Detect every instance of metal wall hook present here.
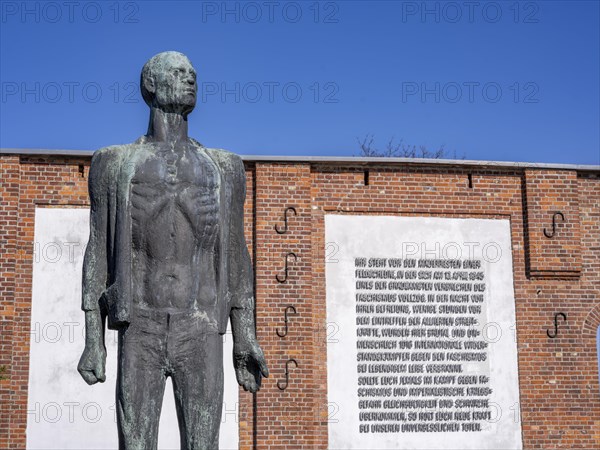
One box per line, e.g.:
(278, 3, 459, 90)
(276, 252, 297, 283)
(276, 306, 297, 337)
(277, 358, 298, 390)
(275, 207, 297, 234)
(547, 312, 567, 338)
(543, 212, 565, 239)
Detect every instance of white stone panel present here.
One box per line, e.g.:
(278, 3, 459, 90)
(27, 208, 239, 449)
(326, 215, 522, 450)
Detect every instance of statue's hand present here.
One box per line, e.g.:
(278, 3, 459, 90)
(77, 343, 106, 385)
(233, 340, 269, 393)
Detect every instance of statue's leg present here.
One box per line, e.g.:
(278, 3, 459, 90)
(170, 326, 224, 450)
(116, 316, 168, 450)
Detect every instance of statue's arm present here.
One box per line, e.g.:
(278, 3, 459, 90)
(228, 155, 257, 343)
(78, 149, 109, 385)
(227, 155, 269, 391)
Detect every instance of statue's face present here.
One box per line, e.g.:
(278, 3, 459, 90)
(151, 54, 197, 115)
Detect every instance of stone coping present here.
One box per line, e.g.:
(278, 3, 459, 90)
(2, 148, 599, 172)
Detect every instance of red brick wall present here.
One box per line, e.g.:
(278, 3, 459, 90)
(0, 155, 20, 450)
(1, 154, 599, 449)
(524, 169, 581, 277)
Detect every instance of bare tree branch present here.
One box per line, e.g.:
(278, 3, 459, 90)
(355, 134, 464, 159)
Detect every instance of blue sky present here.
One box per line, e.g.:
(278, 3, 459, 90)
(1, 0, 599, 164)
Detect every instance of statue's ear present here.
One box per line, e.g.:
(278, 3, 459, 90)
(143, 76, 156, 95)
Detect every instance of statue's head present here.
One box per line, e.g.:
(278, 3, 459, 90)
(140, 51, 197, 116)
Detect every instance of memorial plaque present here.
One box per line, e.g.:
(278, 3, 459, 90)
(326, 215, 522, 450)
(26, 208, 239, 449)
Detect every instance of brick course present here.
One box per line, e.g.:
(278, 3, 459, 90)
(0, 153, 598, 449)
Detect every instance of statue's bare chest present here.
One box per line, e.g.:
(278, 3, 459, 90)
(130, 145, 220, 233)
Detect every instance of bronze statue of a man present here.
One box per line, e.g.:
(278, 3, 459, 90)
(77, 51, 268, 449)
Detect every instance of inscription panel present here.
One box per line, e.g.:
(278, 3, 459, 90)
(325, 215, 522, 450)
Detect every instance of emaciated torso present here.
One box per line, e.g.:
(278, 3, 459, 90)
(129, 140, 220, 312)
